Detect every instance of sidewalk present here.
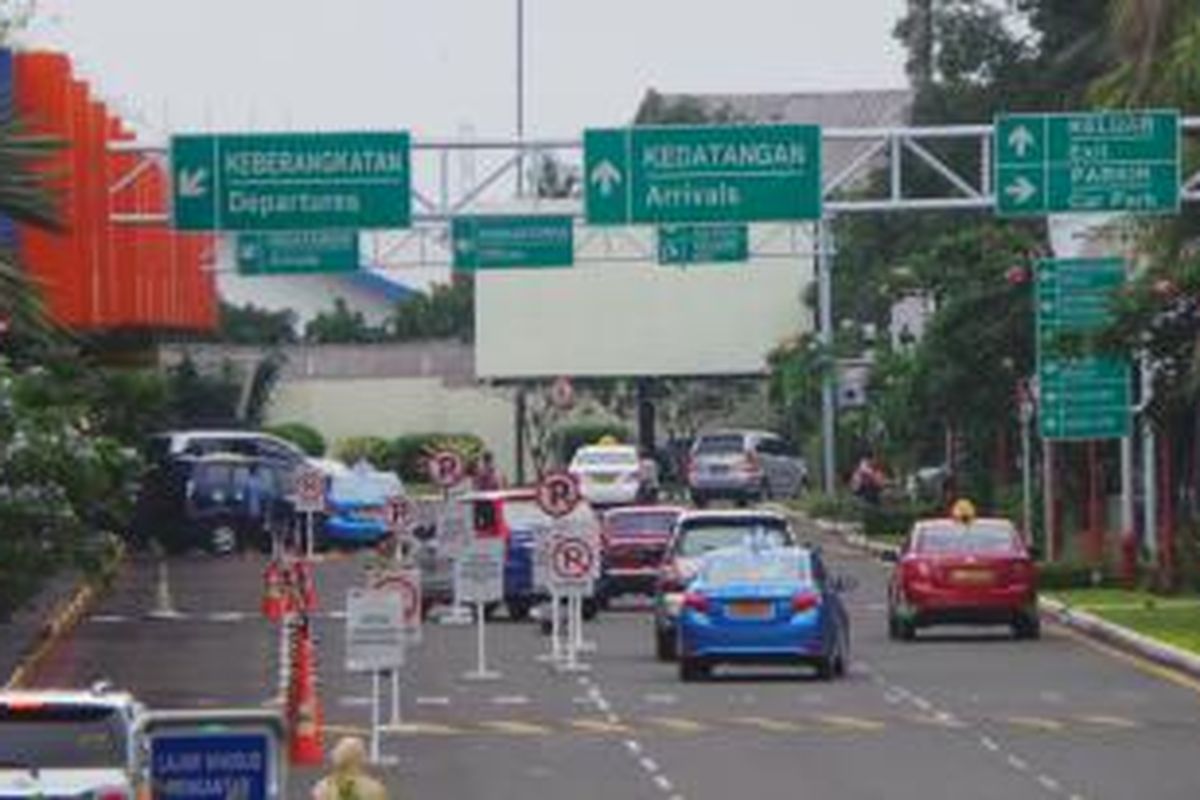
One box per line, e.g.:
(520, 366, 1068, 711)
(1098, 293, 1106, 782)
(0, 572, 94, 688)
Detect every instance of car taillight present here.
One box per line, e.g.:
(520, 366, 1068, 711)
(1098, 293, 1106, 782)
(740, 452, 762, 474)
(95, 788, 129, 800)
(903, 558, 932, 581)
(658, 564, 685, 593)
(791, 591, 821, 613)
(682, 591, 710, 613)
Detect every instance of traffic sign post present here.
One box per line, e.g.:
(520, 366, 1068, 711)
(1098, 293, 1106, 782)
(536, 471, 581, 519)
(658, 224, 749, 266)
(145, 710, 285, 800)
(293, 467, 325, 559)
(454, 538, 506, 681)
(427, 450, 467, 490)
(452, 214, 574, 270)
(996, 110, 1179, 216)
(1036, 258, 1131, 440)
(171, 131, 411, 232)
(346, 588, 405, 764)
(585, 124, 822, 225)
(236, 230, 360, 275)
(368, 565, 421, 727)
(547, 525, 600, 673)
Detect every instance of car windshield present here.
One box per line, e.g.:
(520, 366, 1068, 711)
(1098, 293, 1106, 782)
(676, 519, 791, 557)
(693, 435, 744, 455)
(702, 549, 811, 587)
(607, 511, 679, 536)
(0, 706, 126, 769)
(330, 468, 401, 504)
(574, 449, 638, 467)
(915, 522, 1018, 554)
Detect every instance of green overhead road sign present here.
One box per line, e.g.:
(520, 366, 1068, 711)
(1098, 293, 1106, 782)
(236, 230, 360, 275)
(1036, 258, 1131, 440)
(658, 224, 749, 266)
(585, 124, 822, 226)
(451, 215, 574, 270)
(996, 110, 1179, 216)
(171, 132, 410, 232)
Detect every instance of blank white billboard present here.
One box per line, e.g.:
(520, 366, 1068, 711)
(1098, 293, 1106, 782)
(476, 227, 814, 379)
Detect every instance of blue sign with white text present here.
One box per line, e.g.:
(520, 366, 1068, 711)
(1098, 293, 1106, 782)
(150, 733, 270, 800)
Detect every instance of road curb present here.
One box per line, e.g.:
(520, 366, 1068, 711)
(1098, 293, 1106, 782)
(799, 510, 1200, 682)
(3, 542, 126, 691)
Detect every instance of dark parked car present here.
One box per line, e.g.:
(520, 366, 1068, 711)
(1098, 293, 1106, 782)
(132, 452, 294, 555)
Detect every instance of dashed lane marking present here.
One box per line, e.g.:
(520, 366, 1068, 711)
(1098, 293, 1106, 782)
(910, 713, 968, 729)
(570, 717, 634, 734)
(1038, 775, 1062, 793)
(639, 757, 660, 773)
(645, 716, 708, 733)
(732, 716, 805, 733)
(813, 714, 887, 732)
(1007, 755, 1030, 772)
(90, 614, 129, 624)
(1003, 716, 1065, 732)
(653, 776, 674, 792)
(379, 722, 462, 736)
(1075, 714, 1139, 730)
(207, 611, 247, 623)
(643, 693, 679, 705)
(326, 724, 371, 737)
(490, 695, 530, 706)
(414, 696, 451, 707)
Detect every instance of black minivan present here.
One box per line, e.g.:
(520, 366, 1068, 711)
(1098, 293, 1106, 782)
(132, 452, 295, 555)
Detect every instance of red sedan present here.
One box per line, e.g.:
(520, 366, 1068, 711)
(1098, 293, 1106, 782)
(597, 505, 685, 606)
(886, 516, 1040, 641)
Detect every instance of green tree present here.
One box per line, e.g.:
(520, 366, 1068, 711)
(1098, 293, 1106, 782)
(218, 302, 297, 346)
(391, 278, 474, 343)
(305, 297, 386, 344)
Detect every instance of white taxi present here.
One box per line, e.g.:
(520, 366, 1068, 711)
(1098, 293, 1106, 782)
(0, 688, 144, 800)
(568, 442, 656, 507)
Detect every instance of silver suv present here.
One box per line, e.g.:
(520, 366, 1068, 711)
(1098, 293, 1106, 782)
(0, 688, 144, 799)
(687, 430, 808, 507)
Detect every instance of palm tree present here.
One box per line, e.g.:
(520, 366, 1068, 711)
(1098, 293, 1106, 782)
(1093, 0, 1200, 106)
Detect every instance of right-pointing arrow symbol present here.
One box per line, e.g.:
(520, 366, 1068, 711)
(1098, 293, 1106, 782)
(1005, 175, 1037, 205)
(1007, 125, 1036, 158)
(590, 160, 622, 197)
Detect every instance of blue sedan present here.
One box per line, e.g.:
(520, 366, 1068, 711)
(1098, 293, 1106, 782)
(676, 545, 852, 681)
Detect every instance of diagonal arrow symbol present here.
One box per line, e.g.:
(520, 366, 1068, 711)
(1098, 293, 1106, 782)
(177, 168, 209, 199)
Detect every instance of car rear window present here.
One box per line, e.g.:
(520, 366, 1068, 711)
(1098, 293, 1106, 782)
(574, 449, 638, 467)
(693, 435, 745, 455)
(675, 518, 791, 557)
(915, 522, 1018, 554)
(703, 550, 811, 587)
(0, 705, 127, 769)
(607, 511, 679, 536)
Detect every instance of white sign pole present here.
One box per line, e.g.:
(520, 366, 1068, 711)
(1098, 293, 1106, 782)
(370, 670, 382, 764)
(550, 590, 563, 664)
(305, 511, 315, 560)
(390, 670, 402, 726)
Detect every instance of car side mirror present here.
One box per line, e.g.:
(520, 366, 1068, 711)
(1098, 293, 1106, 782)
(830, 575, 859, 593)
(880, 550, 899, 563)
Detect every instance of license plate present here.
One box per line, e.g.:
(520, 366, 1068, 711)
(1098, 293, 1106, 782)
(590, 474, 617, 484)
(951, 569, 993, 585)
(707, 464, 730, 475)
(727, 601, 773, 620)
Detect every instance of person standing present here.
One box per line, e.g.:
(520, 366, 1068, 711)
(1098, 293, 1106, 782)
(472, 450, 503, 491)
(311, 737, 389, 800)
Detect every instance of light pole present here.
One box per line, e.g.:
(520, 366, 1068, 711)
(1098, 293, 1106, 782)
(515, 0, 526, 197)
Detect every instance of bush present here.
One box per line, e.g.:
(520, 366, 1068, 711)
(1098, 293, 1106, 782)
(1038, 562, 1113, 590)
(549, 422, 632, 465)
(335, 436, 391, 468)
(800, 492, 864, 523)
(266, 422, 326, 457)
(386, 433, 486, 483)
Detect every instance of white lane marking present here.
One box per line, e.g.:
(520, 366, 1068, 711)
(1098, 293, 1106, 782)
(595, 698, 612, 713)
(643, 693, 679, 705)
(654, 775, 673, 792)
(980, 736, 1000, 752)
(625, 739, 642, 755)
(606, 712, 621, 725)
(639, 757, 659, 773)
(208, 611, 247, 623)
(1039, 691, 1065, 705)
(1038, 775, 1062, 793)
(326, 610, 348, 620)
(1007, 755, 1029, 772)
(572, 696, 595, 705)
(911, 697, 933, 712)
(577, 676, 591, 687)
(91, 615, 129, 624)
(339, 696, 373, 707)
(415, 696, 451, 707)
(491, 695, 530, 706)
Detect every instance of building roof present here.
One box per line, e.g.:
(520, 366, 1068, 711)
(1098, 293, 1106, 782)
(637, 88, 913, 184)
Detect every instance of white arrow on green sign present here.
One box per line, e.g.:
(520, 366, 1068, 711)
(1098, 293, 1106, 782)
(585, 124, 822, 226)
(171, 132, 411, 232)
(236, 230, 360, 275)
(451, 215, 574, 270)
(658, 224, 749, 266)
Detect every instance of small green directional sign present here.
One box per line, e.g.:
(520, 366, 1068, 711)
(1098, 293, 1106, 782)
(658, 224, 749, 266)
(996, 111, 1179, 216)
(236, 230, 360, 275)
(451, 215, 574, 270)
(585, 124, 822, 226)
(1036, 258, 1131, 440)
(171, 131, 411, 232)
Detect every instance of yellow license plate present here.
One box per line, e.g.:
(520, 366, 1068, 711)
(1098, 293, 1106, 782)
(951, 569, 993, 585)
(590, 474, 617, 484)
(728, 601, 773, 619)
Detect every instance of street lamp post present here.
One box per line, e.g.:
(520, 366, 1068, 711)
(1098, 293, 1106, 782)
(515, 0, 526, 197)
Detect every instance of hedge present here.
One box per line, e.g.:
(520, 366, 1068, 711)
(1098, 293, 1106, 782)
(387, 433, 486, 483)
(334, 436, 392, 467)
(265, 422, 327, 457)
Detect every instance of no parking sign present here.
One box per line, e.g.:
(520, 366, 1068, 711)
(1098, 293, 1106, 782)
(548, 526, 600, 595)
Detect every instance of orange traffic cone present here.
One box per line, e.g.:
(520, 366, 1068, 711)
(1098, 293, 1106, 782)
(288, 621, 325, 766)
(262, 560, 285, 622)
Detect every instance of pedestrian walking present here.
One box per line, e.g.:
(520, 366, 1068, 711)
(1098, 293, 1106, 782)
(311, 737, 389, 800)
(472, 450, 503, 491)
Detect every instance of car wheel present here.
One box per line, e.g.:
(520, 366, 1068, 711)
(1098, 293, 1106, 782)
(679, 657, 709, 682)
(1013, 613, 1041, 640)
(655, 626, 678, 661)
(896, 616, 916, 642)
(691, 493, 708, 509)
(760, 480, 773, 502)
(506, 598, 532, 622)
(582, 597, 599, 621)
(815, 654, 835, 681)
(206, 522, 240, 556)
(834, 635, 849, 677)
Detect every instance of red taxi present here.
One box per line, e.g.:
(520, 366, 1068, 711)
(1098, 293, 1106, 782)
(886, 506, 1039, 641)
(597, 505, 685, 606)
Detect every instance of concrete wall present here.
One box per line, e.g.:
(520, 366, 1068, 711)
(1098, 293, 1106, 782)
(266, 377, 518, 479)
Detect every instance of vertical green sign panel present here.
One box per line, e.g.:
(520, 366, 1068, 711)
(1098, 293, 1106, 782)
(236, 230, 360, 275)
(451, 215, 574, 270)
(658, 224, 749, 265)
(585, 124, 822, 225)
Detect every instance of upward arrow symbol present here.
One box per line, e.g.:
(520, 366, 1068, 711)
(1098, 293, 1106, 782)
(1008, 125, 1036, 158)
(590, 160, 622, 197)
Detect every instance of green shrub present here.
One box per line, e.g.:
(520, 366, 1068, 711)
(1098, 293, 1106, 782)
(549, 422, 632, 465)
(800, 492, 864, 523)
(386, 433, 486, 483)
(1038, 562, 1112, 590)
(335, 436, 391, 467)
(266, 422, 326, 457)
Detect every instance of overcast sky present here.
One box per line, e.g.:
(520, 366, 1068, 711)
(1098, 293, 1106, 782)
(24, 1, 909, 141)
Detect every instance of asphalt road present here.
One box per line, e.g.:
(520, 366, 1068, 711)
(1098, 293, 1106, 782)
(30, 521, 1200, 800)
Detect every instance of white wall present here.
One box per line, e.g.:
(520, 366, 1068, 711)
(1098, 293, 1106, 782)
(266, 377, 518, 479)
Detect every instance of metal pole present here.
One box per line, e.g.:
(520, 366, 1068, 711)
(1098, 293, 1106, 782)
(1141, 360, 1158, 565)
(515, 0, 526, 197)
(390, 670, 401, 726)
(817, 217, 837, 493)
(1120, 434, 1135, 544)
(1042, 440, 1055, 561)
(370, 671, 381, 764)
(1021, 403, 1033, 543)
(305, 512, 314, 561)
